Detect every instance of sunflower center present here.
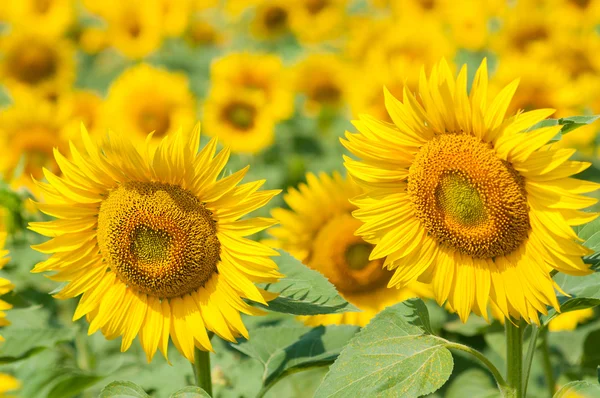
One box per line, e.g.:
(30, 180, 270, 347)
(97, 181, 220, 298)
(306, 0, 327, 14)
(313, 84, 341, 105)
(138, 106, 171, 136)
(8, 42, 57, 85)
(35, 0, 51, 13)
(264, 6, 288, 31)
(310, 213, 391, 295)
(222, 102, 256, 130)
(408, 134, 530, 259)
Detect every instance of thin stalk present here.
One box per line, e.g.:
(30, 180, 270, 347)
(539, 328, 555, 398)
(505, 320, 524, 398)
(444, 341, 510, 395)
(193, 347, 213, 396)
(522, 324, 540, 398)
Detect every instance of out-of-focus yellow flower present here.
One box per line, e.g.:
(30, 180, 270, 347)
(548, 309, 595, 332)
(445, 0, 490, 50)
(4, 0, 74, 37)
(251, 0, 292, 40)
(185, 15, 224, 47)
(289, 0, 347, 43)
(270, 172, 433, 327)
(0, 32, 75, 99)
(102, 0, 163, 59)
(293, 53, 351, 115)
(79, 27, 109, 54)
(211, 53, 293, 121)
(0, 94, 70, 188)
(203, 87, 276, 154)
(224, 0, 261, 19)
(160, 0, 193, 37)
(349, 66, 404, 123)
(101, 64, 196, 143)
(61, 90, 104, 141)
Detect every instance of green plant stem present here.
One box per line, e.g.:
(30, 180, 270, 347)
(539, 328, 555, 398)
(505, 320, 524, 398)
(193, 347, 213, 396)
(522, 324, 540, 398)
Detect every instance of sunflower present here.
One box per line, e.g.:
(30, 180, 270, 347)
(269, 172, 432, 326)
(29, 125, 282, 362)
(185, 15, 223, 47)
(343, 59, 598, 324)
(211, 52, 293, 121)
(159, 0, 193, 37)
(251, 0, 292, 41)
(293, 53, 350, 115)
(0, 211, 20, 394)
(289, 0, 347, 43)
(548, 308, 595, 332)
(0, 94, 70, 188)
(101, 64, 196, 143)
(4, 0, 74, 37)
(102, 0, 164, 59)
(203, 87, 276, 154)
(0, 32, 75, 99)
(61, 90, 104, 142)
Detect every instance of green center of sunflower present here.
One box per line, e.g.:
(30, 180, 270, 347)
(97, 181, 220, 298)
(436, 173, 487, 227)
(408, 134, 530, 259)
(345, 243, 372, 270)
(223, 102, 256, 130)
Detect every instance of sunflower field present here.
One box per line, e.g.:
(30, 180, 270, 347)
(4, 0, 600, 397)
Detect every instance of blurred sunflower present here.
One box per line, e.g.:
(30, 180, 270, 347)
(102, 64, 196, 143)
(270, 172, 431, 326)
(203, 87, 276, 154)
(289, 0, 347, 43)
(0, 211, 20, 394)
(548, 308, 595, 332)
(61, 90, 104, 141)
(0, 32, 75, 99)
(185, 16, 223, 47)
(293, 53, 350, 115)
(344, 59, 598, 323)
(251, 0, 292, 40)
(0, 94, 70, 188)
(4, 0, 74, 37)
(29, 126, 282, 362)
(159, 0, 193, 37)
(349, 66, 404, 123)
(102, 0, 163, 59)
(211, 52, 293, 121)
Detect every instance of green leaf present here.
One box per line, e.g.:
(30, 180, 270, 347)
(259, 250, 358, 315)
(314, 299, 453, 398)
(582, 329, 600, 370)
(233, 324, 358, 386)
(47, 373, 104, 398)
(169, 386, 211, 398)
(445, 369, 500, 398)
(554, 381, 600, 398)
(543, 273, 600, 324)
(558, 115, 600, 135)
(98, 381, 150, 398)
(0, 327, 76, 364)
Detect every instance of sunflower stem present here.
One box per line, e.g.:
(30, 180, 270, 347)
(539, 328, 555, 398)
(193, 347, 213, 396)
(505, 319, 524, 398)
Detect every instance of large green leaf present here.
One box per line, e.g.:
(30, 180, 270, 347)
(314, 299, 453, 398)
(47, 373, 105, 398)
(554, 381, 600, 398)
(169, 386, 211, 398)
(233, 324, 358, 386)
(259, 250, 358, 315)
(98, 381, 150, 398)
(0, 327, 76, 364)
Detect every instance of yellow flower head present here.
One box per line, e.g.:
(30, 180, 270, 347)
(0, 32, 76, 98)
(343, 59, 598, 324)
(211, 52, 294, 121)
(251, 0, 292, 40)
(293, 53, 350, 115)
(101, 64, 196, 143)
(4, 0, 74, 37)
(0, 94, 70, 187)
(289, 0, 348, 43)
(185, 15, 223, 47)
(159, 0, 193, 37)
(270, 172, 431, 327)
(203, 87, 276, 154)
(548, 308, 595, 332)
(29, 125, 282, 362)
